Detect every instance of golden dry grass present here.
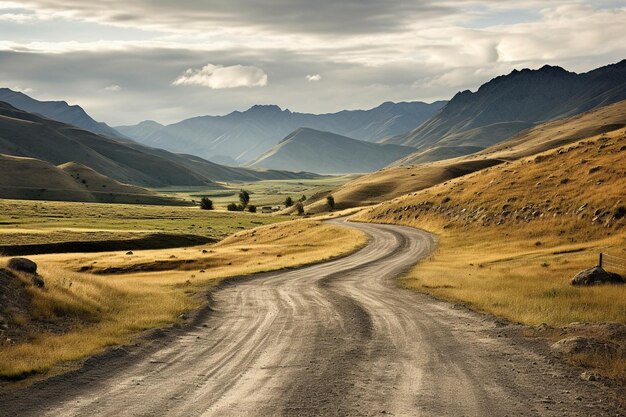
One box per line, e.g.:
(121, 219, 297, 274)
(314, 100, 626, 213)
(0, 219, 367, 381)
(356, 129, 626, 324)
(355, 129, 626, 380)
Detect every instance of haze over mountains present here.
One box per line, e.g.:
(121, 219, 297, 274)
(246, 128, 415, 174)
(116, 101, 446, 164)
(386, 60, 626, 165)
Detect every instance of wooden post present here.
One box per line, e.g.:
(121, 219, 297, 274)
(599, 253, 603, 268)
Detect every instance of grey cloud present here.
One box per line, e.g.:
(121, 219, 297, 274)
(20, 0, 459, 35)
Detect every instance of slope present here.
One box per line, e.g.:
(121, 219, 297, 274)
(246, 128, 415, 174)
(0, 155, 180, 204)
(355, 127, 626, 382)
(117, 101, 446, 163)
(386, 59, 626, 163)
(0, 88, 123, 139)
(307, 99, 626, 212)
(0, 102, 319, 188)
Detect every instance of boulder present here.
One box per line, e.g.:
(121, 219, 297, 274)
(570, 266, 624, 286)
(32, 274, 45, 288)
(551, 336, 619, 356)
(7, 257, 37, 274)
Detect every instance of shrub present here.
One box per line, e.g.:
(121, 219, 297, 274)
(326, 195, 335, 210)
(295, 202, 305, 216)
(200, 197, 213, 210)
(227, 202, 242, 211)
(239, 190, 250, 208)
(248, 205, 257, 213)
(299, 195, 306, 202)
(284, 196, 293, 207)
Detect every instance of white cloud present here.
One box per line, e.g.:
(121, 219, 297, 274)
(102, 84, 121, 92)
(306, 74, 321, 82)
(172, 64, 268, 89)
(12, 85, 35, 93)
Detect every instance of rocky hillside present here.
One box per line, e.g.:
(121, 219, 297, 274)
(385, 60, 626, 164)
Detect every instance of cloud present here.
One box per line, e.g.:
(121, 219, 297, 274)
(172, 64, 268, 89)
(306, 74, 321, 82)
(102, 84, 121, 92)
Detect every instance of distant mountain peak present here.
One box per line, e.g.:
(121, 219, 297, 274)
(246, 104, 284, 113)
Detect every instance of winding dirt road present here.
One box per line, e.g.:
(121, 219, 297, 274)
(1, 220, 622, 416)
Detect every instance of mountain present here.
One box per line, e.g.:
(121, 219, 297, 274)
(0, 102, 319, 189)
(304, 99, 626, 213)
(0, 88, 124, 139)
(246, 128, 415, 174)
(114, 120, 163, 140)
(116, 101, 446, 163)
(385, 60, 626, 164)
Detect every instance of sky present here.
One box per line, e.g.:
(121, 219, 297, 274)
(0, 0, 625, 125)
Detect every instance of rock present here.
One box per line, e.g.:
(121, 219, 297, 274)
(580, 371, 600, 382)
(570, 266, 624, 286)
(551, 336, 619, 356)
(31, 274, 45, 288)
(126, 251, 133, 255)
(7, 257, 37, 274)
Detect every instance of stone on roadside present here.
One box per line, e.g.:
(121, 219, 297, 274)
(570, 266, 624, 286)
(7, 257, 37, 274)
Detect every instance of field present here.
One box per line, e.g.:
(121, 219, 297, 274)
(0, 199, 289, 249)
(156, 176, 357, 209)
(0, 219, 367, 381)
(356, 129, 626, 379)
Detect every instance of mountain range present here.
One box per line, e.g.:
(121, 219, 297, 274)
(385, 60, 626, 165)
(0, 102, 318, 195)
(246, 128, 415, 174)
(0, 88, 124, 139)
(116, 101, 446, 164)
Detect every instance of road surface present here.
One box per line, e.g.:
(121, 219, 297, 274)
(0, 220, 622, 416)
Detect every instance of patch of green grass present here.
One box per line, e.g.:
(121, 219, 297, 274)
(155, 176, 357, 209)
(0, 199, 289, 246)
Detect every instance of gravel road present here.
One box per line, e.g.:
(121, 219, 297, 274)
(1, 219, 623, 416)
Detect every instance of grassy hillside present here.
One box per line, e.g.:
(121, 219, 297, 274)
(355, 128, 626, 379)
(312, 100, 626, 213)
(246, 128, 414, 174)
(0, 219, 366, 380)
(0, 154, 184, 205)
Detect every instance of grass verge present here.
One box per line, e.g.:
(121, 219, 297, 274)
(0, 219, 367, 382)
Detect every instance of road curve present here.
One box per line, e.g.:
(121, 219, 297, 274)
(0, 220, 621, 416)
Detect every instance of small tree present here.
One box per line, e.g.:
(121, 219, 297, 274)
(294, 202, 305, 216)
(227, 202, 241, 211)
(299, 195, 306, 202)
(326, 195, 335, 210)
(239, 189, 250, 208)
(284, 196, 293, 207)
(248, 204, 257, 213)
(200, 196, 213, 210)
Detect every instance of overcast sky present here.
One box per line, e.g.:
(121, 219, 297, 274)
(1, 0, 625, 125)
